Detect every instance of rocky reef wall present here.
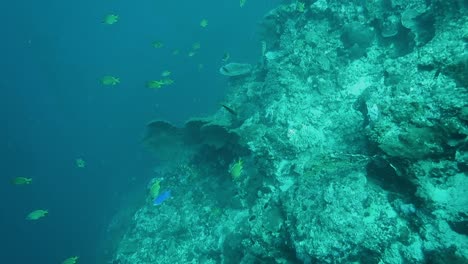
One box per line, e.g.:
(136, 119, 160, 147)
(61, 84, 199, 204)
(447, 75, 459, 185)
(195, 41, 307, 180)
(111, 1, 467, 263)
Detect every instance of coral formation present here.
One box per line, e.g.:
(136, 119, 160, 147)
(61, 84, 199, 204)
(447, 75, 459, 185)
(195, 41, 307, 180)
(109, 1, 468, 263)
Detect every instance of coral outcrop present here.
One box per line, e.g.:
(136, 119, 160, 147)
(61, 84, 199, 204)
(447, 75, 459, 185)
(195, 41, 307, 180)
(109, 1, 468, 263)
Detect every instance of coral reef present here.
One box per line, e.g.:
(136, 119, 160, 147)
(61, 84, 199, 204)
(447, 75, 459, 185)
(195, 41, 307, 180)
(109, 0, 468, 263)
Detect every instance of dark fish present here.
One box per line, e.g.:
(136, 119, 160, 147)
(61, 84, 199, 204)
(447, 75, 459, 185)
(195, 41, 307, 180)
(221, 104, 237, 116)
(222, 52, 230, 62)
(433, 68, 441, 80)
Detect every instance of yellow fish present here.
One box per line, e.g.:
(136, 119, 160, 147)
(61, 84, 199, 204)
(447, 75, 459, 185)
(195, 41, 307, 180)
(146, 80, 164, 89)
(26, 209, 48, 220)
(146, 79, 173, 89)
(103, 14, 119, 25)
(229, 158, 243, 180)
(161, 70, 171, 77)
(297, 2, 305, 12)
(76, 158, 86, 168)
(150, 180, 161, 199)
(192, 42, 201, 50)
(200, 19, 208, 28)
(161, 78, 174, 85)
(152, 41, 164, 48)
(100, 76, 120, 86)
(62, 256, 79, 264)
(11, 177, 32, 185)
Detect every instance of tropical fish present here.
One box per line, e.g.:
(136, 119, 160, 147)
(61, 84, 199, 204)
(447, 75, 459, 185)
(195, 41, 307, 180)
(219, 63, 252, 76)
(62, 256, 79, 264)
(103, 14, 119, 25)
(192, 42, 201, 50)
(296, 2, 305, 12)
(161, 70, 171, 77)
(153, 190, 171, 205)
(188, 51, 196, 57)
(76, 158, 86, 168)
(146, 80, 164, 89)
(240, 0, 247, 7)
(152, 41, 164, 48)
(222, 52, 230, 62)
(172, 49, 180, 55)
(200, 19, 208, 28)
(149, 180, 161, 199)
(26, 209, 48, 220)
(229, 159, 243, 180)
(160, 78, 174, 85)
(11, 177, 32, 185)
(221, 104, 237, 116)
(101, 76, 120, 86)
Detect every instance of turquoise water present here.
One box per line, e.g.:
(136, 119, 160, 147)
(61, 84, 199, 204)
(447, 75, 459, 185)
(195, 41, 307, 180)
(3, 1, 468, 263)
(1, 0, 280, 263)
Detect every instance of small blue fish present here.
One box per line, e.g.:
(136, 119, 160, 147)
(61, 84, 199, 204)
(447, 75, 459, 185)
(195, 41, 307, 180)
(153, 190, 171, 205)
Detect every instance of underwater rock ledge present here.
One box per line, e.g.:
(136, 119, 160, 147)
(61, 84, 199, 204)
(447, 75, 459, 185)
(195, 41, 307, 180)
(110, 1, 468, 263)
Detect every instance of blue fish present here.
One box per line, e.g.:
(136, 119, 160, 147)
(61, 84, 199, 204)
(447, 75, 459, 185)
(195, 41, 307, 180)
(153, 190, 171, 205)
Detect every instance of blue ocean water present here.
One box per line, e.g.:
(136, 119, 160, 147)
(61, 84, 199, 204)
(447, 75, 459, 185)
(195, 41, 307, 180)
(1, 0, 280, 263)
